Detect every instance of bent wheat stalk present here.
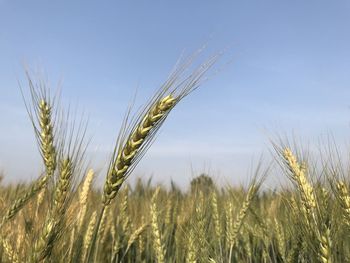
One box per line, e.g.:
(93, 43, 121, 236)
(103, 51, 219, 206)
(85, 51, 219, 262)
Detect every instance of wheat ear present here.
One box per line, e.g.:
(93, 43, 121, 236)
(103, 95, 176, 205)
(319, 227, 332, 263)
(121, 222, 148, 260)
(37, 99, 57, 177)
(336, 181, 350, 226)
(282, 148, 334, 261)
(228, 184, 258, 261)
(151, 187, 166, 263)
(77, 169, 95, 232)
(187, 226, 197, 263)
(274, 218, 286, 261)
(0, 96, 56, 228)
(81, 211, 97, 262)
(102, 51, 219, 205)
(33, 158, 73, 262)
(211, 190, 223, 259)
(282, 148, 316, 218)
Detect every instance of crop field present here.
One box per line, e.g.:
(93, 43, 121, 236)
(0, 57, 349, 263)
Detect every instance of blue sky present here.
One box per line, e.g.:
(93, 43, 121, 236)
(1, 1, 350, 187)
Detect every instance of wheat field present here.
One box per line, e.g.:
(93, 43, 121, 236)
(0, 56, 349, 263)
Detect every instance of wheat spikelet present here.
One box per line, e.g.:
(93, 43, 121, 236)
(0, 176, 47, 228)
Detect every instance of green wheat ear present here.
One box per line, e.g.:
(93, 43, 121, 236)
(102, 51, 220, 206)
(103, 95, 176, 205)
(82, 51, 219, 263)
